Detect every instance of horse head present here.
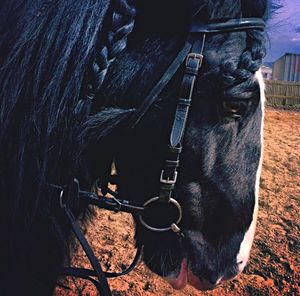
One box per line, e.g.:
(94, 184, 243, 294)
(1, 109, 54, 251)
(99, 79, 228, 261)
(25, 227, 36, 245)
(95, 0, 269, 291)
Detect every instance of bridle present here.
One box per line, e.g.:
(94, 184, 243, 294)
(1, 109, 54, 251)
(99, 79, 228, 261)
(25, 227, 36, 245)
(52, 17, 265, 296)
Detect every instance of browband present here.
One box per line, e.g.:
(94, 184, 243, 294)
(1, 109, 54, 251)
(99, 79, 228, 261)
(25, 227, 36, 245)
(190, 18, 266, 33)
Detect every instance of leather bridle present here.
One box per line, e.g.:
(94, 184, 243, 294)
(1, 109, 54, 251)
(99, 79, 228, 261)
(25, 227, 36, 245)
(52, 17, 265, 296)
(135, 17, 265, 234)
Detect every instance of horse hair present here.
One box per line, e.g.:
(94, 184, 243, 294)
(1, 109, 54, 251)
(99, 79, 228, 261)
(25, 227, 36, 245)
(0, 0, 135, 293)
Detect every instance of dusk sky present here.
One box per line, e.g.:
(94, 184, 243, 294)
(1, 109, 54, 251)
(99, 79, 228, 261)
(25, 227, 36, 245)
(265, 0, 300, 62)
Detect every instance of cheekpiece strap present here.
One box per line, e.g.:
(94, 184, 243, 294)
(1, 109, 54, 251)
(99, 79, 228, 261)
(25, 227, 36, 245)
(159, 34, 206, 203)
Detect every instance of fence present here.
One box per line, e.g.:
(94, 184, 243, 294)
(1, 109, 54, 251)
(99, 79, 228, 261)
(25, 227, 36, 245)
(264, 80, 300, 107)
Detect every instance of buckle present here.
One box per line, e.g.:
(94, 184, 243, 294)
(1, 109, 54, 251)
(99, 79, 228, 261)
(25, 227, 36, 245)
(111, 196, 122, 212)
(185, 53, 203, 69)
(160, 170, 178, 185)
(59, 178, 80, 208)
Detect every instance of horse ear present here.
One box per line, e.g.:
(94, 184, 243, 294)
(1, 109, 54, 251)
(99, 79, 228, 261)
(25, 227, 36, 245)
(241, 0, 269, 18)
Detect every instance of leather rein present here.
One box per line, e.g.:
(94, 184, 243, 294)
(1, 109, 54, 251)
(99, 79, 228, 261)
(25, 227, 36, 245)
(52, 17, 265, 296)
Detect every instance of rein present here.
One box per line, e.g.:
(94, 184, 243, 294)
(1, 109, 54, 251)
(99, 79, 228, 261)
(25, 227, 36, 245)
(53, 17, 265, 296)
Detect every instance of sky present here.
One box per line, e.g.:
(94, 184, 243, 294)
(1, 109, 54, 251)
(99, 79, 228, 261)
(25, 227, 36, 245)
(265, 0, 300, 62)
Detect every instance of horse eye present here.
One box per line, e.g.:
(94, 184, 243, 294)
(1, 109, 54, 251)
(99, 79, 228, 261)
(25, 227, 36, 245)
(223, 100, 245, 119)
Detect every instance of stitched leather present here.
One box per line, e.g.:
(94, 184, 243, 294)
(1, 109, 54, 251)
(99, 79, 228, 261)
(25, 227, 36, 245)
(190, 18, 265, 33)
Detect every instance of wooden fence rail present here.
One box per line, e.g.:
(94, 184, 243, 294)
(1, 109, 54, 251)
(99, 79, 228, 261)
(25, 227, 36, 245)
(264, 80, 300, 107)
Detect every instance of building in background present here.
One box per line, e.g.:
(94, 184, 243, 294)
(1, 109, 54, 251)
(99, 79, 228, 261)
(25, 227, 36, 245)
(272, 53, 300, 82)
(261, 65, 273, 80)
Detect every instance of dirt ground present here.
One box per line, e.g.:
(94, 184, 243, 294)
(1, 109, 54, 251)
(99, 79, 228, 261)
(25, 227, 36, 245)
(55, 109, 300, 296)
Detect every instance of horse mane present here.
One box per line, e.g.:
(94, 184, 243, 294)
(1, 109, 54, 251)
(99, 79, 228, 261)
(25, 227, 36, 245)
(0, 0, 135, 291)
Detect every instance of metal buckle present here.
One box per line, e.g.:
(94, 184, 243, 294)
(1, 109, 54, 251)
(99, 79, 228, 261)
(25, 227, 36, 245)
(111, 196, 122, 212)
(160, 170, 178, 185)
(59, 186, 67, 209)
(138, 197, 183, 232)
(59, 178, 80, 208)
(185, 53, 203, 68)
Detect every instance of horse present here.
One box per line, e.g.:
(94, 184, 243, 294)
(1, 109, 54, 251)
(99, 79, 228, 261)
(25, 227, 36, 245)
(0, 0, 275, 295)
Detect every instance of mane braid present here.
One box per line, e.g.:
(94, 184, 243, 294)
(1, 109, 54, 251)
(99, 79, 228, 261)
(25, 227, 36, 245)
(220, 1, 268, 100)
(222, 28, 266, 100)
(75, 0, 135, 119)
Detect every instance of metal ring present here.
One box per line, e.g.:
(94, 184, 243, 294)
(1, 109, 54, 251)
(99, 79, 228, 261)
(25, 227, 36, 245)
(138, 197, 182, 232)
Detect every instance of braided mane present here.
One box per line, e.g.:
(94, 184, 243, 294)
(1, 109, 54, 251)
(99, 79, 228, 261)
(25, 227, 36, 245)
(76, 0, 135, 117)
(187, 1, 268, 100)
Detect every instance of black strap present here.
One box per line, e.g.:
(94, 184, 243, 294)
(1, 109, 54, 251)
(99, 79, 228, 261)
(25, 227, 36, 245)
(190, 18, 266, 33)
(159, 34, 206, 202)
(62, 244, 142, 279)
(50, 182, 145, 215)
(130, 41, 193, 127)
(63, 206, 112, 296)
(52, 180, 144, 294)
(169, 36, 205, 147)
(61, 267, 103, 292)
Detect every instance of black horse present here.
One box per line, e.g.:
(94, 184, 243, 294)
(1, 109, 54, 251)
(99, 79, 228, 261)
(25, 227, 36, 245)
(0, 0, 278, 295)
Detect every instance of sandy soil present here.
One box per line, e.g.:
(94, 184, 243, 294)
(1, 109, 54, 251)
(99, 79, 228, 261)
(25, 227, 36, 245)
(55, 109, 300, 296)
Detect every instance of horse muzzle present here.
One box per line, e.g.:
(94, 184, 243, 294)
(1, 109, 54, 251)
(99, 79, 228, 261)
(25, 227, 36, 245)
(165, 259, 224, 291)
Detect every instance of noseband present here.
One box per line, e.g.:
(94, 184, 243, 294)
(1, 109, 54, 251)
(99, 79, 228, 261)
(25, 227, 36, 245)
(52, 17, 265, 296)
